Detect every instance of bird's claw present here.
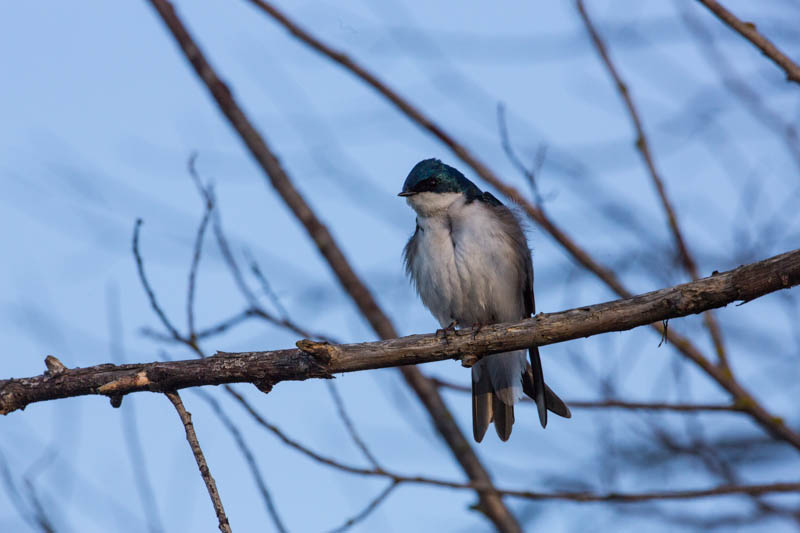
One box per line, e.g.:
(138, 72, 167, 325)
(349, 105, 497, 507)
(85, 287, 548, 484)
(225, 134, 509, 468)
(471, 322, 485, 340)
(436, 320, 458, 343)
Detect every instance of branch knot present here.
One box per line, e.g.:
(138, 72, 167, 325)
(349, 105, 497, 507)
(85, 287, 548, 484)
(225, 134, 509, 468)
(296, 339, 338, 365)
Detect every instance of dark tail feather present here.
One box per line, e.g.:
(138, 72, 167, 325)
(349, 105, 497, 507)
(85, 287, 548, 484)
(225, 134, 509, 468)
(472, 369, 493, 443)
(522, 347, 570, 425)
(544, 384, 571, 418)
(528, 347, 547, 427)
(492, 394, 514, 442)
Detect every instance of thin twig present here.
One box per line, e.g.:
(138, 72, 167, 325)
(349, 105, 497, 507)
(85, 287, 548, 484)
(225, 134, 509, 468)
(576, 0, 730, 370)
(133, 219, 182, 340)
(327, 481, 398, 533)
(678, 3, 800, 175)
(165, 391, 232, 533)
(431, 378, 740, 412)
(188, 165, 338, 345)
(198, 186, 380, 470)
(224, 385, 374, 476)
(243, 248, 289, 321)
(22, 478, 56, 533)
(325, 381, 381, 469)
(497, 103, 544, 205)
(648, 420, 800, 525)
(142, 309, 256, 343)
(132, 183, 307, 532)
(225, 386, 800, 503)
(193, 388, 288, 533)
(199, 196, 379, 470)
(0, 449, 33, 530)
(187, 177, 214, 340)
(695, 0, 800, 84)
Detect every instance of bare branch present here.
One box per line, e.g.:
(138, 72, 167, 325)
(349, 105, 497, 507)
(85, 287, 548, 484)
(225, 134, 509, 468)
(187, 176, 214, 341)
(431, 378, 740, 412)
(326, 381, 381, 469)
(243, 248, 289, 321)
(496, 103, 544, 205)
(194, 388, 287, 533)
(3, 248, 799, 424)
(326, 481, 398, 533)
(22, 477, 56, 533)
(133, 219, 182, 341)
(695, 0, 800, 84)
(165, 391, 232, 533)
(143, 309, 255, 343)
(219, 387, 800, 505)
(678, 3, 800, 174)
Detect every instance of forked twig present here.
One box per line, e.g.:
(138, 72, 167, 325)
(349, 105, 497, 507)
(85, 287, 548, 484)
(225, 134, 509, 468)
(327, 481, 399, 533)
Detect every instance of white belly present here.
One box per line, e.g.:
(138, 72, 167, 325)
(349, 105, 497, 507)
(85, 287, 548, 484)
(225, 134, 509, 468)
(410, 201, 525, 327)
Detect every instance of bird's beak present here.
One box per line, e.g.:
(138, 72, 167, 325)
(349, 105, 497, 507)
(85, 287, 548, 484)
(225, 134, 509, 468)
(398, 191, 416, 197)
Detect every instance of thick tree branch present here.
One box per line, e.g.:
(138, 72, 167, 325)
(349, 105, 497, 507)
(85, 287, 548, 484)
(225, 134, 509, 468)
(143, 2, 520, 531)
(695, 0, 800, 84)
(3, 248, 798, 416)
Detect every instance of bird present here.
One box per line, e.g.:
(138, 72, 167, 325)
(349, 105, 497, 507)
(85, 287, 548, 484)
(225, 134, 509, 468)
(399, 158, 571, 442)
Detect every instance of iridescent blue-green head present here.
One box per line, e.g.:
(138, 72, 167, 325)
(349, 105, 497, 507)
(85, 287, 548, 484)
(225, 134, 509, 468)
(398, 159, 482, 199)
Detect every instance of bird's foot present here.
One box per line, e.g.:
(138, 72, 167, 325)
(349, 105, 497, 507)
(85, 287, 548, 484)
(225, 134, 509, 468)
(471, 322, 485, 340)
(436, 320, 458, 343)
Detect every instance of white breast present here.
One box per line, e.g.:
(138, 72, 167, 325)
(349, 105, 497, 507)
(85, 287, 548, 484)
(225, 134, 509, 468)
(407, 194, 526, 327)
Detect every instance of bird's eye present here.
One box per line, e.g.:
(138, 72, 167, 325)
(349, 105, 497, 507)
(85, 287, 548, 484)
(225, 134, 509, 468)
(414, 177, 438, 192)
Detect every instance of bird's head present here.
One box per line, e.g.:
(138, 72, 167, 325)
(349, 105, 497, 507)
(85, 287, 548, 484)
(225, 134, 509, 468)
(398, 159, 481, 216)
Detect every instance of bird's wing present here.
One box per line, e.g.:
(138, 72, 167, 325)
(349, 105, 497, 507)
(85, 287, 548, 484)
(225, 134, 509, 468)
(521, 232, 548, 427)
(478, 201, 547, 427)
(403, 222, 421, 284)
(487, 200, 552, 426)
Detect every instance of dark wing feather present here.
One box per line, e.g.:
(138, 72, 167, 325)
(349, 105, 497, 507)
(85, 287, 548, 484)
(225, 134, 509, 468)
(403, 222, 421, 282)
(497, 205, 549, 427)
(489, 201, 571, 426)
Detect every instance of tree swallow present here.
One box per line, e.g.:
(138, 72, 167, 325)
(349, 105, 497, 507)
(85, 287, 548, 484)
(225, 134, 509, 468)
(400, 159, 571, 442)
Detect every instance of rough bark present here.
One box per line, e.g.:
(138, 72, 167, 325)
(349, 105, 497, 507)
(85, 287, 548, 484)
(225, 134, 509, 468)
(3, 248, 797, 416)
